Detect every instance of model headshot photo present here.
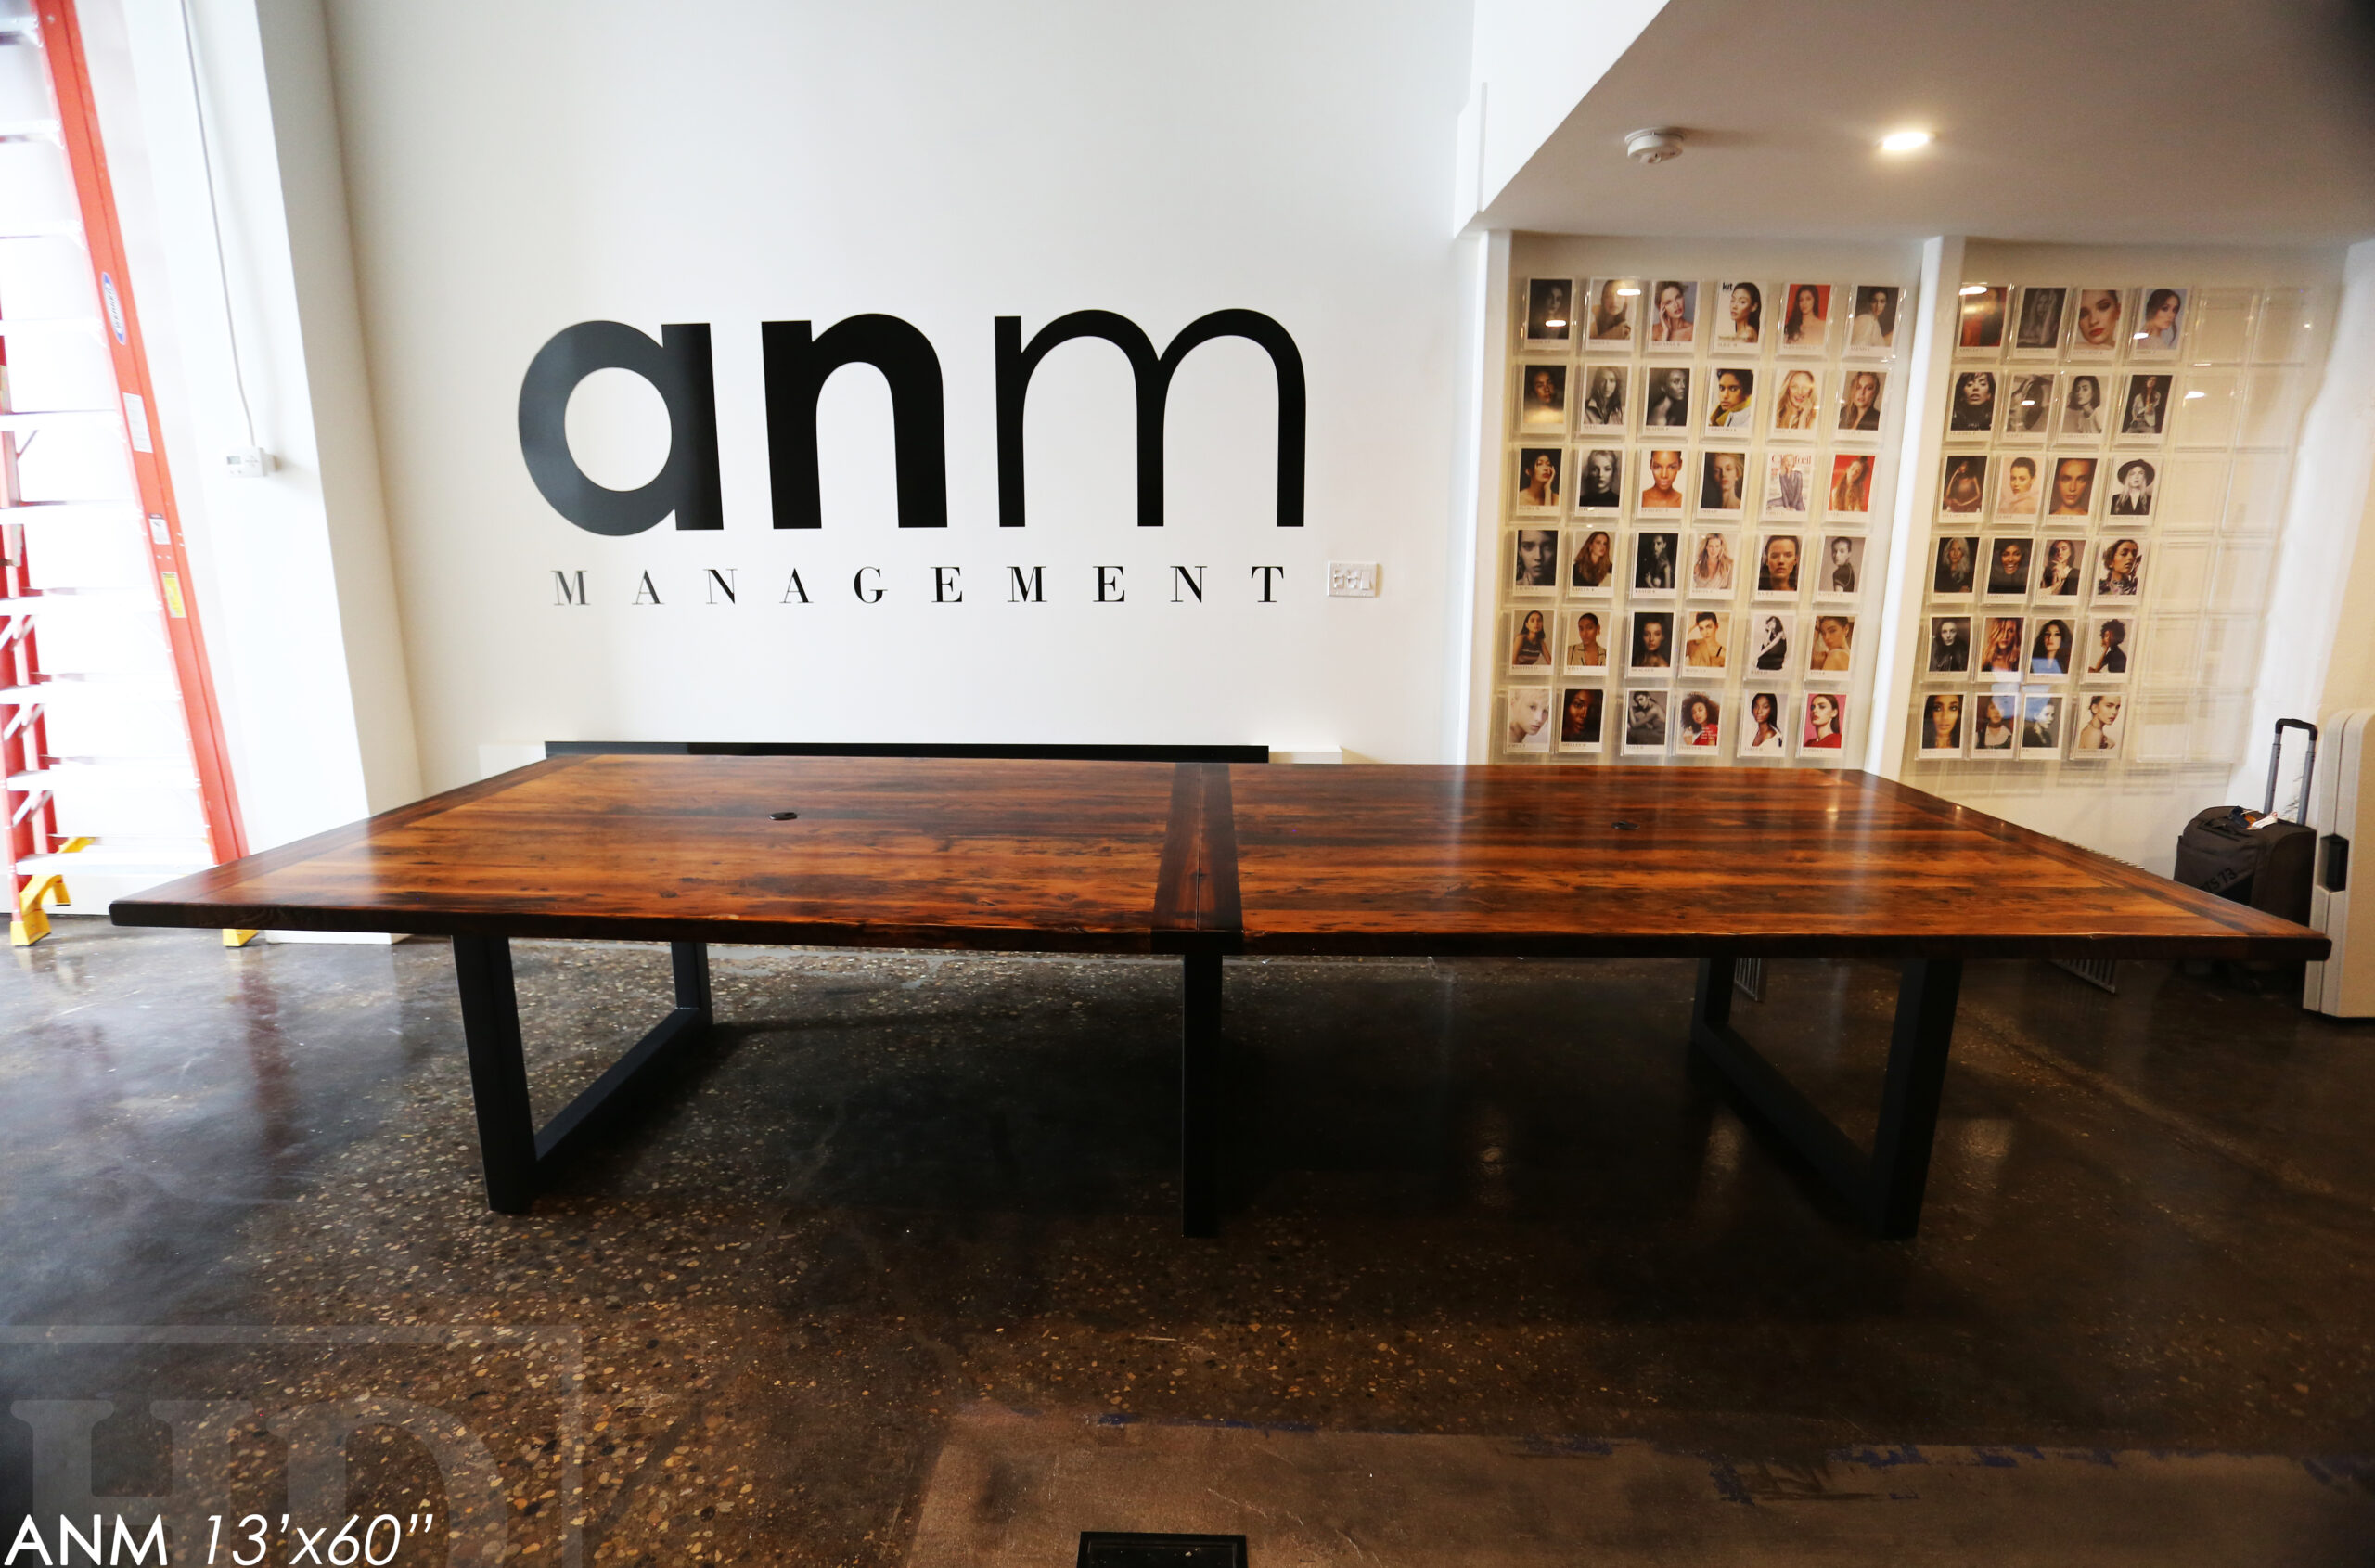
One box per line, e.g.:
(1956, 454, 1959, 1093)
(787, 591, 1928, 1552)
(1641, 447, 1685, 509)
(1513, 529, 1559, 588)
(2036, 535, 2085, 598)
(1838, 368, 1886, 431)
(1510, 608, 1551, 666)
(1739, 688, 1787, 753)
(1525, 278, 1573, 342)
(1515, 447, 1562, 510)
(1764, 452, 1810, 516)
(1752, 612, 1793, 671)
(1560, 686, 1605, 746)
(1940, 454, 1987, 514)
(1633, 530, 1679, 593)
(1649, 279, 1698, 346)
(1506, 688, 1553, 749)
(1579, 364, 1629, 430)
(2050, 456, 2099, 517)
(1807, 613, 1855, 674)
(2022, 692, 2064, 752)
(1677, 690, 1724, 749)
(1933, 533, 1978, 595)
(1802, 690, 1847, 750)
(1981, 615, 2025, 674)
(1624, 688, 1669, 751)
(1771, 367, 1822, 433)
(1566, 610, 1609, 668)
(1820, 533, 1864, 595)
(2109, 458, 2157, 516)
(2097, 536, 2145, 596)
(1520, 366, 1568, 435)
(1986, 535, 2032, 598)
(1958, 285, 2007, 350)
(1571, 529, 1615, 589)
(1714, 280, 1763, 348)
(1587, 277, 1641, 345)
(1920, 692, 1965, 754)
(1577, 447, 1624, 509)
(1973, 690, 2018, 752)
(1683, 610, 1729, 671)
(2086, 616, 2130, 676)
(1643, 366, 1692, 427)
(1829, 453, 1875, 516)
(1780, 283, 1830, 350)
(2003, 373, 2054, 437)
(2133, 288, 2186, 353)
(1700, 449, 1749, 514)
(1929, 615, 1971, 672)
(1848, 285, 1899, 351)
(2014, 285, 2067, 352)
(2120, 374, 2172, 438)
(2072, 287, 2125, 353)
(1689, 530, 1737, 594)
(1996, 454, 2042, 517)
(2073, 694, 2125, 753)
(2029, 617, 2073, 676)
(2060, 373, 2107, 435)
(1949, 369, 1997, 432)
(1706, 366, 1756, 429)
(1757, 532, 1802, 595)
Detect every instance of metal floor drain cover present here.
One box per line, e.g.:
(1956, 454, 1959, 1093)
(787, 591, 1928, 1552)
(1077, 1532, 1248, 1567)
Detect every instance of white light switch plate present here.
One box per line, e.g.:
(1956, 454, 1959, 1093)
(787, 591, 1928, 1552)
(1328, 560, 1380, 598)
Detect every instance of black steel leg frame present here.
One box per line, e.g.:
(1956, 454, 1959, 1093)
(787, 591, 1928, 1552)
(452, 934, 713, 1214)
(1689, 953, 1964, 1239)
(1181, 952, 1223, 1239)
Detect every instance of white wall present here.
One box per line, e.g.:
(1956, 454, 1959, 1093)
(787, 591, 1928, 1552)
(315, 0, 1476, 789)
(1457, 0, 1665, 225)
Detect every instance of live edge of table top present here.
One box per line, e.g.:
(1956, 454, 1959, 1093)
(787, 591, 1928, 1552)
(109, 754, 2329, 964)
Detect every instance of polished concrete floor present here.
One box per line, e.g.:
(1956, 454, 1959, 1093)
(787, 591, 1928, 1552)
(2, 922, 2371, 1564)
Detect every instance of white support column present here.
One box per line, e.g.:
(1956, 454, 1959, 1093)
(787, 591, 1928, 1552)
(1866, 235, 1964, 778)
(1457, 228, 1512, 763)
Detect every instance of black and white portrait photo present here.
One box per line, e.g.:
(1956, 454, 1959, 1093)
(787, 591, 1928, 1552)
(2120, 374, 2173, 439)
(1819, 533, 1864, 597)
(1623, 688, 1670, 752)
(2095, 536, 2145, 597)
(1505, 688, 1553, 751)
(1837, 368, 1886, 431)
(1514, 446, 1562, 511)
(1586, 277, 1641, 346)
(1633, 529, 1679, 593)
(1577, 364, 1629, 430)
(1512, 528, 1559, 589)
(2060, 373, 2108, 436)
(1576, 446, 1624, 510)
(1641, 366, 1692, 428)
(1848, 285, 1900, 352)
(1648, 279, 1698, 346)
(1756, 532, 1802, 596)
(2002, 373, 2054, 438)
(2085, 615, 2132, 679)
(1750, 612, 1794, 672)
(1939, 455, 1988, 514)
(2021, 692, 2065, 753)
(1699, 449, 1750, 515)
(1524, 278, 1573, 343)
(2013, 286, 2067, 353)
(1519, 364, 1568, 431)
(1949, 369, 1998, 433)
(2108, 457, 2157, 517)
(1714, 280, 1764, 349)
(1933, 534, 1979, 596)
(1928, 615, 1971, 673)
(1919, 692, 1965, 755)
(2035, 536, 2086, 598)
(1985, 535, 2032, 598)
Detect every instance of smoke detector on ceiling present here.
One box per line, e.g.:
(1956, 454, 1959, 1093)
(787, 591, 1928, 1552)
(1624, 128, 1685, 165)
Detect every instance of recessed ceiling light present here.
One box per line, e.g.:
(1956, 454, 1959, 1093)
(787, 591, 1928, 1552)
(1879, 129, 1933, 154)
(1958, 284, 1987, 296)
(1616, 286, 1640, 297)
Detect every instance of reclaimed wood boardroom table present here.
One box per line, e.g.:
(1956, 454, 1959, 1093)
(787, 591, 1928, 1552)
(111, 753, 2326, 1239)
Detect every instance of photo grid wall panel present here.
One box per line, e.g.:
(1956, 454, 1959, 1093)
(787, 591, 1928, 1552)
(1904, 281, 2325, 778)
(1494, 257, 1918, 765)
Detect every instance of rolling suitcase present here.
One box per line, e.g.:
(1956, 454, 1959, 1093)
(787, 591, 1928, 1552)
(2174, 718, 2318, 929)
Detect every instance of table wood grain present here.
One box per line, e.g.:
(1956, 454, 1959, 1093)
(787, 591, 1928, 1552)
(113, 757, 2328, 962)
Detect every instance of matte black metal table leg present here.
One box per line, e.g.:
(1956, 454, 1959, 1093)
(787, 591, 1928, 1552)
(1868, 958, 1962, 1238)
(453, 934, 537, 1214)
(1181, 951, 1223, 1238)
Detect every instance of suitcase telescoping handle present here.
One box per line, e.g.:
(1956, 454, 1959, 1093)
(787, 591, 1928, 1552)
(2264, 718, 2318, 823)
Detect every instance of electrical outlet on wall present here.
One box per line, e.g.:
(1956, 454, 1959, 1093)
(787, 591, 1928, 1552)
(1328, 561, 1380, 598)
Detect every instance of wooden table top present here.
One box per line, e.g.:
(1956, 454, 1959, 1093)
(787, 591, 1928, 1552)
(112, 755, 2327, 961)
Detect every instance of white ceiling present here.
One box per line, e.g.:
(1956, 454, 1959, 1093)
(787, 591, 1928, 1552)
(1480, 0, 2375, 244)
